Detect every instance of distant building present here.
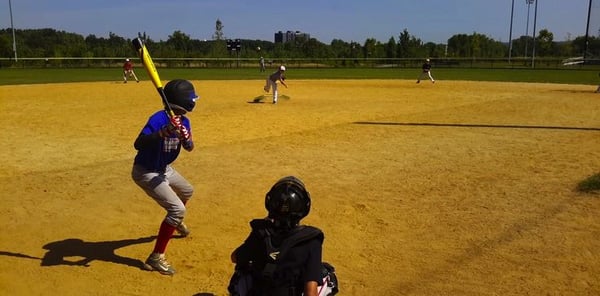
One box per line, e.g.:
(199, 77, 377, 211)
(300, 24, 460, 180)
(274, 30, 311, 43)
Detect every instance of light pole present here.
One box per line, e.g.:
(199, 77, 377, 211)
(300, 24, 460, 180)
(9, 0, 17, 61)
(531, 0, 538, 68)
(508, 0, 515, 63)
(584, 0, 593, 61)
(524, 0, 535, 58)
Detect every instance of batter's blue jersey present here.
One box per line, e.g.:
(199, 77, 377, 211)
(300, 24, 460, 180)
(133, 111, 191, 172)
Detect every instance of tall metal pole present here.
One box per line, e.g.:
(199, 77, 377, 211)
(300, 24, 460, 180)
(584, 0, 593, 61)
(531, 0, 538, 68)
(524, 0, 534, 58)
(9, 0, 18, 61)
(509, 0, 515, 63)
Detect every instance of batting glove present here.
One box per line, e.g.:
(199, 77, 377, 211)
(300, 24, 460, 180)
(178, 125, 191, 141)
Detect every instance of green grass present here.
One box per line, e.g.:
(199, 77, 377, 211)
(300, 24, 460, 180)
(0, 67, 598, 85)
(577, 173, 600, 194)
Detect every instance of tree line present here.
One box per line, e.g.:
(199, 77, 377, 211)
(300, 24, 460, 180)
(1, 27, 599, 60)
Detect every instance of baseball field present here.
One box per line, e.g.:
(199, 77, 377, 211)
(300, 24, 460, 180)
(1, 75, 599, 295)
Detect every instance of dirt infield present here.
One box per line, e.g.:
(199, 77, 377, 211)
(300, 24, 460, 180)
(1, 79, 599, 295)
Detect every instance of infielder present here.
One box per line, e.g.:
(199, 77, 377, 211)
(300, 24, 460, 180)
(131, 79, 198, 275)
(123, 58, 139, 83)
(263, 65, 287, 104)
(416, 58, 435, 84)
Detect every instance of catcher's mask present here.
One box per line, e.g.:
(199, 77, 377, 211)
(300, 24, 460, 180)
(265, 176, 311, 231)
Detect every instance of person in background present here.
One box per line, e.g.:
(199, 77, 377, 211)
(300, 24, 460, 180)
(123, 58, 139, 83)
(263, 65, 287, 104)
(416, 58, 435, 84)
(259, 56, 266, 72)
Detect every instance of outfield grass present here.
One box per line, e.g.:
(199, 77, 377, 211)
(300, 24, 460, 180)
(0, 67, 598, 85)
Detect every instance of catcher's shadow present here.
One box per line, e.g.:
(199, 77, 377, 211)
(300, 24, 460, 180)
(40, 236, 156, 269)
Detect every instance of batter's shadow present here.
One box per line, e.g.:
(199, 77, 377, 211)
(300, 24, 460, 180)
(40, 235, 157, 270)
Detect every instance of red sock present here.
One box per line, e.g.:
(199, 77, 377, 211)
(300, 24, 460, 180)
(153, 221, 176, 254)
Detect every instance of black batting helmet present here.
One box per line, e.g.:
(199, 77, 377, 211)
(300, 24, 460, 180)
(164, 79, 198, 112)
(265, 176, 311, 230)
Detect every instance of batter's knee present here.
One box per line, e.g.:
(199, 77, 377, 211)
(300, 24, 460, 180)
(165, 205, 187, 226)
(178, 184, 194, 201)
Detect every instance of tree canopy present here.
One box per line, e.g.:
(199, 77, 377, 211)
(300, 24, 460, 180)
(0, 26, 595, 60)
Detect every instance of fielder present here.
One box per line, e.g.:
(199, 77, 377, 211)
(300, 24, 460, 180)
(131, 79, 198, 275)
(259, 56, 266, 72)
(123, 58, 139, 83)
(263, 65, 287, 104)
(416, 58, 435, 84)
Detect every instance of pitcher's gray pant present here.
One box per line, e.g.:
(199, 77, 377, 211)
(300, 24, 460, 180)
(265, 79, 279, 103)
(132, 164, 193, 227)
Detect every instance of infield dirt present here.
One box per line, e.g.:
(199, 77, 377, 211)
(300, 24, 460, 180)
(1, 79, 599, 295)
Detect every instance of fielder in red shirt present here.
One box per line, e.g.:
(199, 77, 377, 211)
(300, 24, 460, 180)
(123, 58, 139, 83)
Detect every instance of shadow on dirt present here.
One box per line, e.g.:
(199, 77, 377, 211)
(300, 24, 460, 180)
(40, 236, 157, 269)
(248, 94, 290, 104)
(354, 121, 600, 132)
(248, 95, 268, 104)
(0, 251, 41, 260)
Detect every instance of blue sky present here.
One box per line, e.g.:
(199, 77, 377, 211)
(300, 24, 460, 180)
(2, 0, 593, 44)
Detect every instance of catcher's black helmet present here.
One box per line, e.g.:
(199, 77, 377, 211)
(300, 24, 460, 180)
(164, 79, 198, 112)
(265, 176, 311, 230)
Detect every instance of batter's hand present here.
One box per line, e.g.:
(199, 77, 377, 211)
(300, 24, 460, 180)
(170, 116, 183, 129)
(180, 124, 194, 151)
(158, 116, 181, 138)
(178, 125, 191, 141)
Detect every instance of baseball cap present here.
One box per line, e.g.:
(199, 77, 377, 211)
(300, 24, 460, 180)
(126, 58, 130, 62)
(280, 65, 286, 71)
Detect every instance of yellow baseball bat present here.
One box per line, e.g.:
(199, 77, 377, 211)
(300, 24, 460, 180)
(132, 37, 175, 117)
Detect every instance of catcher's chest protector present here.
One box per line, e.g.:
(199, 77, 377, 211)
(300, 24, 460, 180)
(228, 221, 339, 296)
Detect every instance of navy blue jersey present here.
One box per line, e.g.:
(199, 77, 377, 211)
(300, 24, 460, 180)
(269, 70, 285, 82)
(133, 111, 191, 172)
